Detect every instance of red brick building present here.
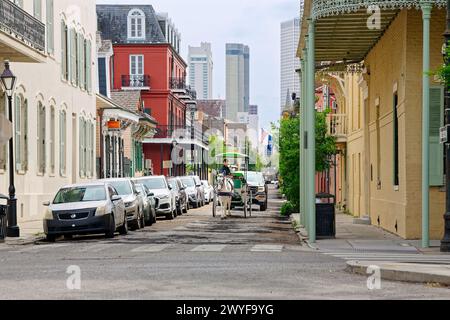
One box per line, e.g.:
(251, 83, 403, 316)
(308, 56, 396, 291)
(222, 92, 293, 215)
(97, 4, 203, 177)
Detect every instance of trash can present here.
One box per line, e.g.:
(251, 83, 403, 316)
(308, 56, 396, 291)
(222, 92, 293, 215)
(0, 194, 8, 242)
(316, 193, 336, 239)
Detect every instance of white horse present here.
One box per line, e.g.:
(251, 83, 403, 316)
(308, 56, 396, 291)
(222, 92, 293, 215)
(217, 174, 234, 219)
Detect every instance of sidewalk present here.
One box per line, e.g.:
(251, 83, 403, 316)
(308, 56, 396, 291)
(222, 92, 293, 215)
(0, 219, 44, 245)
(293, 212, 450, 286)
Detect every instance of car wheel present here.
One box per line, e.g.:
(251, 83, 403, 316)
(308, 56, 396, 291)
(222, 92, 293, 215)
(260, 203, 267, 212)
(183, 201, 188, 214)
(46, 234, 56, 242)
(166, 210, 174, 220)
(152, 209, 157, 224)
(118, 215, 128, 235)
(140, 210, 146, 228)
(105, 215, 116, 239)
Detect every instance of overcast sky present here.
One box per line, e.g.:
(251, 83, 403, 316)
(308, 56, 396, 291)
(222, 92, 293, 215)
(96, 0, 299, 130)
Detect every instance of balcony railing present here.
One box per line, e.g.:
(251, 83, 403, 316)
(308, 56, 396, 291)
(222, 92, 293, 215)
(153, 125, 209, 145)
(170, 77, 197, 100)
(0, 0, 45, 52)
(121, 74, 150, 89)
(327, 114, 347, 139)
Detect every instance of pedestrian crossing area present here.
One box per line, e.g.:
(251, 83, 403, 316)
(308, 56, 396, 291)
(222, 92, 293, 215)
(321, 251, 450, 264)
(1, 243, 287, 254)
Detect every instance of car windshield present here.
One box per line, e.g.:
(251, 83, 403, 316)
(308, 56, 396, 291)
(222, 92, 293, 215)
(136, 185, 146, 195)
(139, 178, 167, 190)
(53, 186, 106, 204)
(245, 172, 265, 185)
(168, 180, 179, 190)
(108, 181, 132, 195)
(180, 177, 195, 187)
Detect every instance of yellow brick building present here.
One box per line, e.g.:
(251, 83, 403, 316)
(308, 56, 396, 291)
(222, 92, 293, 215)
(299, 1, 447, 240)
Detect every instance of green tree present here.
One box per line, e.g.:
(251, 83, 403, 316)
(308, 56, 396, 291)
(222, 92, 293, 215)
(278, 110, 337, 211)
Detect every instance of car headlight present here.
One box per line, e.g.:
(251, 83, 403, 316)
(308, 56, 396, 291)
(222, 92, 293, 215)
(125, 200, 137, 208)
(159, 195, 169, 200)
(258, 186, 265, 192)
(96, 206, 107, 216)
(44, 208, 53, 220)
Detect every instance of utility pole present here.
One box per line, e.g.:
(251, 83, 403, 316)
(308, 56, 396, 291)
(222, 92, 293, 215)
(441, 0, 450, 252)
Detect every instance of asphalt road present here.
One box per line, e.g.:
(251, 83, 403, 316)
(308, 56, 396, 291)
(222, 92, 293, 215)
(0, 186, 448, 300)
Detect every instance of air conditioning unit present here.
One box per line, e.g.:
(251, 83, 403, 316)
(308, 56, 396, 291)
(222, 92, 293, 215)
(145, 159, 152, 169)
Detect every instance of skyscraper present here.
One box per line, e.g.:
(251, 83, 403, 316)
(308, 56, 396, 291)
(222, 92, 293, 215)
(280, 18, 301, 112)
(188, 43, 213, 100)
(226, 43, 250, 122)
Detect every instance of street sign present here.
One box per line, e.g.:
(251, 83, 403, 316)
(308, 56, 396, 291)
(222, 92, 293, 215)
(163, 160, 173, 169)
(0, 114, 12, 145)
(440, 125, 449, 144)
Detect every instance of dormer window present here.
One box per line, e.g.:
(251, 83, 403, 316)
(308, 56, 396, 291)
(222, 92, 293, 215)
(128, 9, 145, 40)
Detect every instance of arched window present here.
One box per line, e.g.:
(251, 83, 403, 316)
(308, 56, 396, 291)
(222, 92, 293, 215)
(49, 105, 55, 174)
(127, 9, 145, 40)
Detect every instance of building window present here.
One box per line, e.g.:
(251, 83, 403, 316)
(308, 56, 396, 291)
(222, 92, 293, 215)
(46, 0, 54, 54)
(59, 109, 66, 176)
(128, 9, 145, 40)
(130, 55, 144, 76)
(70, 28, 77, 85)
(393, 92, 399, 187)
(49, 106, 55, 174)
(37, 101, 46, 174)
(15, 95, 28, 172)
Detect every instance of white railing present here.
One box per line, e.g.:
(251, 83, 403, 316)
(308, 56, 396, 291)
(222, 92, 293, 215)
(327, 114, 347, 138)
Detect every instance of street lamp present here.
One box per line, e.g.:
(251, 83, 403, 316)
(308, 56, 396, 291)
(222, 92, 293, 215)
(0, 61, 19, 238)
(441, 0, 450, 252)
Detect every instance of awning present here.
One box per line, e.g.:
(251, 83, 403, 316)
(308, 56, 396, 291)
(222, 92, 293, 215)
(96, 94, 140, 123)
(299, 0, 446, 63)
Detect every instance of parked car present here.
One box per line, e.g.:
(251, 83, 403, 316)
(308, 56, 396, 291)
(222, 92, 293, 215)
(179, 176, 202, 208)
(43, 182, 127, 242)
(102, 178, 144, 230)
(192, 176, 206, 206)
(134, 176, 177, 220)
(168, 177, 188, 215)
(201, 180, 214, 204)
(135, 183, 157, 226)
(237, 171, 269, 211)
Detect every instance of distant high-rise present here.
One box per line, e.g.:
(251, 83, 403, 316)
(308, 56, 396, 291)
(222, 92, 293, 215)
(280, 18, 301, 112)
(188, 43, 213, 99)
(226, 43, 250, 122)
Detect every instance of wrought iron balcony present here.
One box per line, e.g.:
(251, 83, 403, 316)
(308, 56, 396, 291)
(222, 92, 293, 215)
(0, 0, 45, 52)
(170, 77, 197, 100)
(170, 77, 187, 90)
(153, 125, 209, 145)
(121, 74, 150, 89)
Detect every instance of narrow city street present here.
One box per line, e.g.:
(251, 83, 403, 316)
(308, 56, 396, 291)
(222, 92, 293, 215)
(0, 187, 448, 300)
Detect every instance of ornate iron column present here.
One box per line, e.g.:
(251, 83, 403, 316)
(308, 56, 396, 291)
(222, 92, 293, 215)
(422, 3, 432, 248)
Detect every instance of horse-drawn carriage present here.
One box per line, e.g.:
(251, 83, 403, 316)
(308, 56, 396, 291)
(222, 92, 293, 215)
(212, 153, 253, 219)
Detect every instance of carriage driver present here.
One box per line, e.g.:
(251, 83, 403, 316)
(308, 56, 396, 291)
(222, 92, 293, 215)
(220, 159, 232, 177)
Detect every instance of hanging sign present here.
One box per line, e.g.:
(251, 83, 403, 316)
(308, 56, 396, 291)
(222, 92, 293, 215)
(107, 120, 121, 131)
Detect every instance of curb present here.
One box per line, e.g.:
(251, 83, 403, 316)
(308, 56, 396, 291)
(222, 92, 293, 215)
(1, 235, 45, 246)
(346, 260, 450, 286)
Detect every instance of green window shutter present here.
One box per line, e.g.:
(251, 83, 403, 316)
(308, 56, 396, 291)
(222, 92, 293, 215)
(77, 33, 82, 87)
(85, 39, 92, 92)
(61, 21, 66, 79)
(429, 86, 444, 186)
(70, 29, 77, 84)
(33, 0, 42, 20)
(14, 95, 21, 168)
(46, 0, 54, 54)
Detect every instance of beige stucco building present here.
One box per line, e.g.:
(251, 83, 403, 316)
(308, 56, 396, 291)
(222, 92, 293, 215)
(299, 0, 447, 240)
(0, 0, 97, 224)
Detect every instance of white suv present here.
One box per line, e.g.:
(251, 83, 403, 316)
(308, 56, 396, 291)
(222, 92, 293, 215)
(133, 176, 177, 220)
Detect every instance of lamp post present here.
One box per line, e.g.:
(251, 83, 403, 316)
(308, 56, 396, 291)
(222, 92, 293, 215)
(441, 0, 450, 252)
(0, 61, 19, 238)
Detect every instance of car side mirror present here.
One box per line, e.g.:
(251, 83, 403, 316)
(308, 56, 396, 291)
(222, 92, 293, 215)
(43, 201, 50, 207)
(265, 181, 270, 185)
(148, 192, 155, 197)
(168, 184, 173, 190)
(112, 195, 121, 202)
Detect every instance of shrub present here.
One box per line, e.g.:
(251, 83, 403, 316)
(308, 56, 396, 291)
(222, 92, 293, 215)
(281, 201, 296, 216)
